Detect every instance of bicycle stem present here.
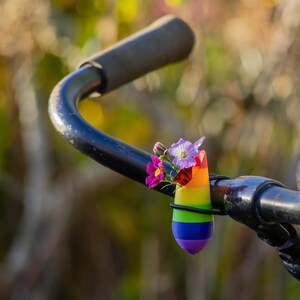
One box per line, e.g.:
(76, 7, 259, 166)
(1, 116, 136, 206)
(210, 176, 300, 280)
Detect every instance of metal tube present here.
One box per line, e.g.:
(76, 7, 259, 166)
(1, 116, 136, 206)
(259, 186, 300, 225)
(49, 66, 175, 195)
(210, 176, 300, 225)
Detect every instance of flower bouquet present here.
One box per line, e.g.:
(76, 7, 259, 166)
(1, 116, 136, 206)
(146, 137, 214, 254)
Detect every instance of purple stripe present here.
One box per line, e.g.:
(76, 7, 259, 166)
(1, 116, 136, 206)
(172, 221, 214, 240)
(175, 238, 211, 254)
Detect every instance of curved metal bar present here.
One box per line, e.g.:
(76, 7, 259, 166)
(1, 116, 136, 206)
(49, 65, 175, 195)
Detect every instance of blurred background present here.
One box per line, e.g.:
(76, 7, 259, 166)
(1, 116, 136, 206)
(0, 0, 300, 299)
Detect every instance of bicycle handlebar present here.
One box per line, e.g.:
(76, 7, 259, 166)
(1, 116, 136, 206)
(79, 15, 194, 94)
(210, 176, 300, 225)
(48, 15, 300, 280)
(49, 15, 194, 195)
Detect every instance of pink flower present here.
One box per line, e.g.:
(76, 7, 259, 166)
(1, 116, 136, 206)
(145, 156, 164, 188)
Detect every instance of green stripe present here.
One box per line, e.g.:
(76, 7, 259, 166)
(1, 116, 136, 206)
(172, 204, 214, 223)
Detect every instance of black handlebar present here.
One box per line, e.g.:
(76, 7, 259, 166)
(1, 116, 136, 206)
(210, 176, 300, 225)
(48, 15, 300, 280)
(49, 16, 194, 196)
(79, 15, 195, 94)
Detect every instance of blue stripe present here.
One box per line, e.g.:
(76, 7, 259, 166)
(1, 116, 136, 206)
(172, 221, 214, 240)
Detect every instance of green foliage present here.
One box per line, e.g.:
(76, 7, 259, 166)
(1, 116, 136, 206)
(203, 35, 235, 87)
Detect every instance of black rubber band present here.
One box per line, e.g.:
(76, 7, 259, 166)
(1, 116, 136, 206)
(169, 173, 230, 216)
(170, 203, 226, 215)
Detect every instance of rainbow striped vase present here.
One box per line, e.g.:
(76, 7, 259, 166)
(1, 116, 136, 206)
(172, 150, 214, 254)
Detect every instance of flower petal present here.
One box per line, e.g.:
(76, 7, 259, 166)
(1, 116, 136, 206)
(145, 156, 164, 188)
(186, 143, 198, 156)
(146, 174, 155, 185)
(168, 138, 200, 170)
(168, 138, 187, 156)
(146, 163, 156, 175)
(194, 136, 205, 149)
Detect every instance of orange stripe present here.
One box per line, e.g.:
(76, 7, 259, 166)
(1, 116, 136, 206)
(174, 186, 210, 205)
(185, 168, 209, 188)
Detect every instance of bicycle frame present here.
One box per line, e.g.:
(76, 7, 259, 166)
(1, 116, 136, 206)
(49, 16, 300, 280)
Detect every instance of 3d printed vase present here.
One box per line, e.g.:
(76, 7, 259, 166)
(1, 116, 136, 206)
(172, 150, 214, 254)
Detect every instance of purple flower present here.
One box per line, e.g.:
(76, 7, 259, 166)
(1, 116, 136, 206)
(168, 137, 205, 169)
(145, 156, 164, 188)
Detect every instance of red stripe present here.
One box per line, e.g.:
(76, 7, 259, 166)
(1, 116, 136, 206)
(194, 150, 207, 169)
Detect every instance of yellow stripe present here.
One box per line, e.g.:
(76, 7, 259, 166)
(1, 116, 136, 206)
(174, 186, 211, 205)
